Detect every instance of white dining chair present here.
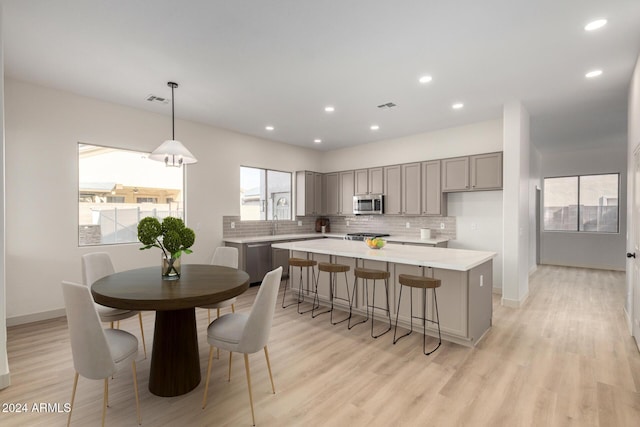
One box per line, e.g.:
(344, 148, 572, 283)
(202, 266, 283, 426)
(82, 252, 147, 358)
(61, 281, 141, 427)
(199, 247, 239, 323)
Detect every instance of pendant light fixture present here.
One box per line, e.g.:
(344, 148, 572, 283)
(149, 81, 197, 167)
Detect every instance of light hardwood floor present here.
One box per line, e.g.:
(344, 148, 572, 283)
(1, 265, 639, 426)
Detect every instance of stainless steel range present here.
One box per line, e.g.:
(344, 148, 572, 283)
(344, 232, 390, 241)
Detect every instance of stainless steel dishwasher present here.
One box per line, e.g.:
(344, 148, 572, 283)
(246, 242, 273, 284)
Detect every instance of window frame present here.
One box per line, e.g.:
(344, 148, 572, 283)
(542, 172, 620, 234)
(240, 165, 293, 221)
(78, 143, 186, 247)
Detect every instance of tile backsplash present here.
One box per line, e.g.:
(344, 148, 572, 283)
(223, 215, 456, 240)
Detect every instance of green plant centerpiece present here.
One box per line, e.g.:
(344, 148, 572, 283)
(137, 216, 195, 280)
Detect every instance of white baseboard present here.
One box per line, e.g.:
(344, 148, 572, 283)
(492, 286, 502, 295)
(0, 372, 10, 390)
(624, 306, 632, 335)
(7, 308, 66, 327)
(529, 264, 538, 275)
(501, 290, 529, 308)
(539, 261, 625, 272)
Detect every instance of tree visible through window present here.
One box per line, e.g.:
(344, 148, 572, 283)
(78, 143, 184, 246)
(543, 173, 619, 233)
(240, 166, 291, 221)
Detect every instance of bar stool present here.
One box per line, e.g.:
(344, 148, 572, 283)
(349, 267, 391, 338)
(393, 274, 442, 355)
(312, 262, 352, 324)
(281, 257, 319, 315)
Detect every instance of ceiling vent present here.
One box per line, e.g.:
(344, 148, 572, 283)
(377, 102, 397, 109)
(146, 94, 169, 104)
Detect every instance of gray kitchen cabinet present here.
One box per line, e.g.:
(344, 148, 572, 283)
(401, 162, 421, 215)
(296, 170, 322, 216)
(272, 246, 291, 279)
(470, 152, 502, 190)
(355, 169, 368, 195)
(338, 170, 355, 215)
(442, 152, 503, 192)
(422, 160, 446, 216)
(314, 172, 323, 214)
(383, 165, 402, 215)
(441, 156, 470, 192)
(224, 241, 272, 284)
(355, 167, 383, 195)
(324, 173, 339, 215)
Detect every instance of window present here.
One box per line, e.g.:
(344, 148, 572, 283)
(543, 173, 619, 233)
(240, 166, 291, 221)
(78, 143, 184, 246)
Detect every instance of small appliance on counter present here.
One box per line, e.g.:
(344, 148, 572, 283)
(315, 217, 330, 233)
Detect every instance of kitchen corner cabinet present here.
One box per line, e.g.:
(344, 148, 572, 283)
(422, 160, 446, 216)
(296, 171, 323, 216)
(401, 162, 421, 215)
(355, 167, 383, 195)
(470, 152, 502, 190)
(383, 165, 402, 215)
(442, 152, 502, 192)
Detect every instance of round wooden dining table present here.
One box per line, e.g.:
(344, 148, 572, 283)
(91, 264, 250, 397)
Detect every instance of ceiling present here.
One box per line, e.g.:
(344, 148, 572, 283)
(3, 0, 640, 152)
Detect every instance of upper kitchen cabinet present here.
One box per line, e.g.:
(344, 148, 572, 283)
(442, 152, 502, 192)
(401, 162, 421, 215)
(441, 156, 470, 191)
(338, 171, 355, 215)
(470, 152, 502, 190)
(422, 160, 446, 216)
(355, 167, 384, 195)
(296, 171, 323, 216)
(384, 165, 402, 215)
(324, 173, 339, 215)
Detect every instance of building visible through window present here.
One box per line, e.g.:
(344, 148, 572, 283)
(78, 143, 184, 246)
(543, 173, 619, 233)
(240, 166, 291, 221)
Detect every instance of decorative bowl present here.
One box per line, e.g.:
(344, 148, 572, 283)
(364, 238, 386, 249)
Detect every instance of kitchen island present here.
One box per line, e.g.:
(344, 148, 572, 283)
(272, 239, 496, 347)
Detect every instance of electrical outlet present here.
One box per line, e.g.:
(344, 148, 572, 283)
(346, 221, 350, 226)
(297, 220, 302, 226)
(440, 223, 445, 229)
(406, 222, 410, 228)
(230, 222, 235, 229)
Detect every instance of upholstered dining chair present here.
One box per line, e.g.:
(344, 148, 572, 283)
(199, 246, 239, 323)
(82, 252, 147, 358)
(202, 266, 283, 426)
(61, 281, 141, 427)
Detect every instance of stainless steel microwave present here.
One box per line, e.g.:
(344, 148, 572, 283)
(353, 194, 384, 215)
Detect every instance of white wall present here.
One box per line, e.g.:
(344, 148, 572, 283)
(447, 191, 503, 291)
(540, 145, 627, 271)
(0, 6, 11, 390)
(502, 101, 531, 307)
(529, 146, 541, 273)
(626, 53, 640, 345)
(4, 78, 321, 322)
(319, 120, 503, 172)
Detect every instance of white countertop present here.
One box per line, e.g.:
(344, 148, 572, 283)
(223, 233, 449, 245)
(272, 238, 495, 271)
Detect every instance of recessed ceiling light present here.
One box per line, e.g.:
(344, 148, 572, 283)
(418, 75, 433, 84)
(452, 103, 464, 110)
(585, 19, 607, 31)
(585, 69, 603, 78)
(265, 125, 274, 131)
(314, 139, 322, 144)
(370, 125, 380, 131)
(324, 106, 335, 113)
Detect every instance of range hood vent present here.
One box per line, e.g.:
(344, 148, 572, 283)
(146, 94, 169, 104)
